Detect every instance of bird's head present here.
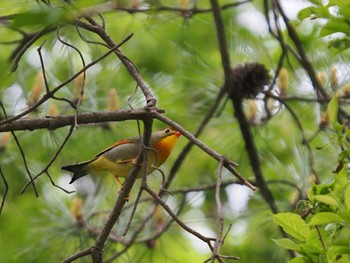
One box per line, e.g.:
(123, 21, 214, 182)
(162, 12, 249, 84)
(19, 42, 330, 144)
(151, 127, 181, 142)
(151, 127, 181, 165)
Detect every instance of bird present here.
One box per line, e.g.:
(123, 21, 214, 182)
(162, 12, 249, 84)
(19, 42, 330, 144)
(62, 127, 181, 186)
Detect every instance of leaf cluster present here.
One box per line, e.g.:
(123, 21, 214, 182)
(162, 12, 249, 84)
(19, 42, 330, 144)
(273, 96, 350, 263)
(298, 0, 350, 52)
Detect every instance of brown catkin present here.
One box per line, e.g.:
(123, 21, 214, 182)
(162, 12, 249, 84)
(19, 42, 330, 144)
(330, 66, 338, 91)
(106, 89, 120, 111)
(278, 68, 288, 98)
(317, 72, 327, 87)
(28, 71, 44, 106)
(74, 72, 86, 101)
(320, 111, 329, 129)
(70, 197, 84, 226)
(48, 103, 59, 116)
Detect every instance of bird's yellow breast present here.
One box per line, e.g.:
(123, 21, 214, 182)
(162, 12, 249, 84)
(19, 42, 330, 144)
(153, 134, 179, 166)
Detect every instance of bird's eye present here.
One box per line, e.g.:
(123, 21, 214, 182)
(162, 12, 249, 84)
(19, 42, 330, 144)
(165, 128, 170, 133)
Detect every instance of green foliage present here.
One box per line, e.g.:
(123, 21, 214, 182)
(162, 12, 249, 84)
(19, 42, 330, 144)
(273, 97, 350, 263)
(1, 0, 350, 262)
(298, 0, 350, 52)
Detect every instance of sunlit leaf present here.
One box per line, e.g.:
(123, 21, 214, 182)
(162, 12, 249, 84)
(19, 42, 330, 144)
(327, 245, 350, 262)
(313, 195, 340, 208)
(327, 94, 338, 126)
(288, 257, 309, 263)
(308, 0, 323, 6)
(320, 20, 350, 37)
(272, 213, 310, 241)
(298, 7, 316, 20)
(308, 212, 344, 225)
(273, 238, 299, 250)
(345, 185, 350, 211)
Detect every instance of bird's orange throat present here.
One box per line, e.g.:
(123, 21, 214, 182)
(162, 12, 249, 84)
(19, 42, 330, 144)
(154, 133, 180, 166)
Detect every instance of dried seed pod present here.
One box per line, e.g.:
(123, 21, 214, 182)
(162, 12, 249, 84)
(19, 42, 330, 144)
(229, 63, 271, 100)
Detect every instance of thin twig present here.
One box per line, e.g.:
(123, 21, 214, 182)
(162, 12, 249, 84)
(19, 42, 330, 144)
(0, 101, 38, 196)
(79, 1, 251, 17)
(21, 125, 75, 194)
(273, 0, 329, 100)
(163, 87, 227, 193)
(154, 113, 256, 190)
(0, 164, 8, 214)
(61, 247, 94, 263)
(56, 27, 87, 126)
(211, 158, 225, 263)
(37, 41, 50, 94)
(75, 19, 156, 108)
(0, 33, 134, 126)
(10, 26, 55, 72)
(144, 184, 216, 248)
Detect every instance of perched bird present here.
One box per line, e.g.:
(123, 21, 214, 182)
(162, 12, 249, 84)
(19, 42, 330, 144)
(62, 127, 181, 185)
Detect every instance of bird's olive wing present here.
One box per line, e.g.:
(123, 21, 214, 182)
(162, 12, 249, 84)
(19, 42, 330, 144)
(95, 136, 142, 163)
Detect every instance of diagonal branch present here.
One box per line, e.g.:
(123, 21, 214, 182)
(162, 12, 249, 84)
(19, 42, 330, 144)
(163, 86, 227, 193)
(154, 112, 256, 190)
(76, 18, 156, 108)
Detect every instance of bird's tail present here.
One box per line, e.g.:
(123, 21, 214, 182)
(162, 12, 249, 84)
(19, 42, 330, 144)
(62, 160, 92, 184)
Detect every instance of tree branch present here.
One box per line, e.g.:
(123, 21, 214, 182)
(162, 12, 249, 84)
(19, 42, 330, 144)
(0, 109, 161, 132)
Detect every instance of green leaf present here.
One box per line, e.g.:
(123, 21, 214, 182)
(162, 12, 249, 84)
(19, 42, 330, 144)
(11, 8, 72, 28)
(298, 7, 316, 20)
(339, 211, 350, 224)
(308, 182, 334, 201)
(308, 212, 344, 225)
(327, 94, 338, 126)
(335, 166, 348, 188)
(327, 245, 350, 262)
(329, 37, 350, 51)
(313, 195, 340, 207)
(273, 238, 299, 250)
(345, 184, 350, 210)
(272, 213, 310, 241)
(320, 20, 350, 37)
(308, 0, 323, 5)
(329, 0, 350, 9)
(288, 257, 309, 263)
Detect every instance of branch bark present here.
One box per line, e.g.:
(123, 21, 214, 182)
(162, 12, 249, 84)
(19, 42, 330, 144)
(0, 109, 161, 132)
